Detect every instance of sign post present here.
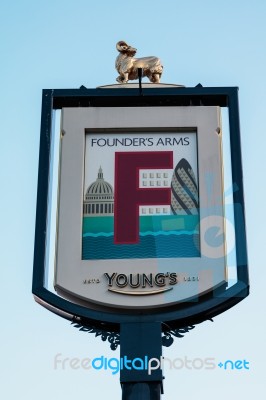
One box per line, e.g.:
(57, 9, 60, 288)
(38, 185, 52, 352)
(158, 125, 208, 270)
(120, 322, 163, 399)
(33, 85, 249, 399)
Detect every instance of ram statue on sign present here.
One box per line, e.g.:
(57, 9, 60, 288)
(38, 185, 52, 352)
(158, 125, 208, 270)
(115, 41, 163, 84)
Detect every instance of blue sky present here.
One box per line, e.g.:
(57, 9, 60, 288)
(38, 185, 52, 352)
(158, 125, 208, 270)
(1, 0, 266, 398)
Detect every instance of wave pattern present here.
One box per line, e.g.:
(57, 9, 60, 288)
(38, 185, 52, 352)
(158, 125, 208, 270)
(83, 230, 199, 238)
(82, 234, 200, 260)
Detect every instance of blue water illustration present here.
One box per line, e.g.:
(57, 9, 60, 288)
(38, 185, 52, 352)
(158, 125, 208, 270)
(82, 233, 200, 259)
(82, 215, 200, 259)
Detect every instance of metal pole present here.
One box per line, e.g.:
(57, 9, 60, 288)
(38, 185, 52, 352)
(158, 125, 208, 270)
(120, 322, 163, 400)
(122, 382, 161, 400)
(138, 68, 143, 96)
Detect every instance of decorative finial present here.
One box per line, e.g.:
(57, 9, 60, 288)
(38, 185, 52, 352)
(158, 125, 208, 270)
(98, 166, 103, 179)
(115, 41, 163, 84)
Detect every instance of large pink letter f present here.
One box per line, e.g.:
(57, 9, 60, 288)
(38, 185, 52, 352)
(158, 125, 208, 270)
(114, 151, 173, 244)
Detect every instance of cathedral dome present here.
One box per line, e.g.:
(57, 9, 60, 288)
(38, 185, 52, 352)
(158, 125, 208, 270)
(84, 167, 114, 216)
(86, 167, 114, 196)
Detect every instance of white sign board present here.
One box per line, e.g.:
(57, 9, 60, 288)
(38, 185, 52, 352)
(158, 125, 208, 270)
(55, 106, 226, 311)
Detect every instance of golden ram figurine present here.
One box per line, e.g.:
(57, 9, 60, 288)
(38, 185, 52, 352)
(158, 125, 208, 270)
(115, 41, 163, 84)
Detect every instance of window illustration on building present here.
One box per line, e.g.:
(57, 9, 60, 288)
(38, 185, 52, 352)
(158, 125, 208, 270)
(82, 132, 200, 260)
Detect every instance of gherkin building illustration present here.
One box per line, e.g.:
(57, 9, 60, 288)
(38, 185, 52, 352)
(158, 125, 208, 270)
(171, 158, 199, 215)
